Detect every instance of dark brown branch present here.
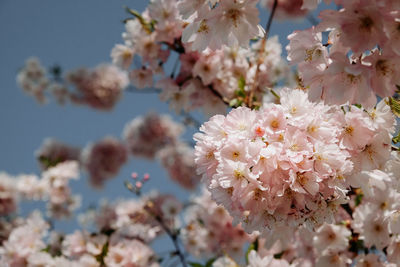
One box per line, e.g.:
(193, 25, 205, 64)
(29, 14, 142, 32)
(265, 0, 278, 40)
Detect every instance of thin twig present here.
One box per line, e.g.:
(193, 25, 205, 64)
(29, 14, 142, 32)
(153, 213, 187, 267)
(207, 84, 230, 105)
(125, 86, 162, 94)
(270, 88, 280, 101)
(124, 186, 188, 267)
(183, 112, 202, 129)
(248, 0, 278, 108)
(264, 0, 278, 41)
(170, 56, 180, 78)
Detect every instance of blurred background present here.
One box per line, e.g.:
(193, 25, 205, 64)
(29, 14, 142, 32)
(0, 0, 328, 254)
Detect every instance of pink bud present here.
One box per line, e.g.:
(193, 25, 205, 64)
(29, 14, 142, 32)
(135, 181, 143, 189)
(131, 172, 138, 179)
(143, 173, 150, 181)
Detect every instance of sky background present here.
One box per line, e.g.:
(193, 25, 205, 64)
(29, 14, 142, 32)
(0, 0, 330, 259)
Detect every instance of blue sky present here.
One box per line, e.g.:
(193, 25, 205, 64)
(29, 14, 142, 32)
(0, 0, 326, 258)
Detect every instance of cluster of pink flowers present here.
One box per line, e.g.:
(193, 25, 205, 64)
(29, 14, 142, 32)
(122, 112, 201, 189)
(122, 112, 183, 159)
(287, 0, 400, 107)
(81, 137, 128, 188)
(0, 161, 80, 219)
(155, 35, 289, 115)
(194, 89, 395, 234)
(35, 138, 81, 170)
(0, 210, 160, 266)
(0, 211, 50, 266)
(10, 0, 400, 266)
(66, 64, 129, 110)
(350, 152, 400, 262)
(157, 142, 199, 190)
(261, 0, 333, 18)
(80, 191, 182, 243)
(180, 0, 263, 51)
(182, 189, 253, 261)
(17, 59, 129, 110)
(111, 1, 290, 116)
(0, 173, 18, 216)
(17, 57, 68, 105)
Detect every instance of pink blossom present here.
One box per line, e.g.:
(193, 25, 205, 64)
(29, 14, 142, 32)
(81, 137, 128, 188)
(35, 138, 81, 170)
(67, 64, 129, 110)
(110, 44, 134, 69)
(130, 68, 154, 89)
(157, 143, 200, 190)
(123, 112, 183, 159)
(194, 89, 357, 234)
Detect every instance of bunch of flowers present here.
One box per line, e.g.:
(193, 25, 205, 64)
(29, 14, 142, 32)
(287, 0, 400, 107)
(81, 137, 128, 188)
(35, 138, 81, 170)
(17, 59, 129, 110)
(122, 112, 184, 159)
(7, 0, 400, 266)
(194, 89, 395, 234)
(66, 64, 129, 110)
(157, 142, 200, 190)
(0, 210, 161, 267)
(110, 0, 290, 116)
(182, 189, 253, 260)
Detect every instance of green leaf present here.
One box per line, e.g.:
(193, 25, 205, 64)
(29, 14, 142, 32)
(234, 89, 246, 98)
(355, 193, 363, 206)
(188, 262, 204, 267)
(393, 132, 400, 144)
(238, 76, 245, 91)
(95, 241, 109, 265)
(125, 7, 153, 33)
(245, 238, 258, 264)
(388, 97, 400, 117)
(39, 156, 62, 169)
(229, 99, 238, 107)
(205, 258, 216, 267)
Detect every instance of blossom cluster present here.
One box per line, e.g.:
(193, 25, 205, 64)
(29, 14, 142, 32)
(17, 58, 129, 110)
(81, 137, 128, 189)
(17, 57, 65, 104)
(182, 189, 253, 260)
(194, 89, 395, 234)
(0, 210, 161, 266)
(33, 112, 198, 190)
(287, 0, 400, 107)
(1, 161, 80, 219)
(123, 112, 200, 189)
(9, 0, 400, 266)
(0, 176, 181, 267)
(212, 155, 400, 267)
(110, 0, 290, 116)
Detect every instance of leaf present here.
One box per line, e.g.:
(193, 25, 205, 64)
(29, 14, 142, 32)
(245, 238, 258, 264)
(238, 76, 246, 91)
(205, 258, 216, 267)
(388, 97, 400, 117)
(355, 193, 363, 206)
(188, 262, 204, 267)
(229, 98, 239, 107)
(125, 7, 153, 33)
(393, 132, 400, 144)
